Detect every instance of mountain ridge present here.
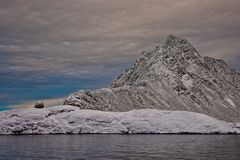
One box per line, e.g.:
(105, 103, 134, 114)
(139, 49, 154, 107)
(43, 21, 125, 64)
(64, 35, 240, 122)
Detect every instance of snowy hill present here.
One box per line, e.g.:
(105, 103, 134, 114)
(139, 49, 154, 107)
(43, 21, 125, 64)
(0, 106, 239, 135)
(64, 35, 240, 122)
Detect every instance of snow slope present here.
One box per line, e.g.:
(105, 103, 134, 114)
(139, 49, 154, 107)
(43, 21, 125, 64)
(0, 106, 239, 135)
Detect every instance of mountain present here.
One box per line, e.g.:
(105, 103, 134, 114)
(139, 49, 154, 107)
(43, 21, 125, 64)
(64, 35, 240, 122)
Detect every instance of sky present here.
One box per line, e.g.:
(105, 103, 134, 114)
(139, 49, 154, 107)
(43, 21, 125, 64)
(0, 0, 240, 108)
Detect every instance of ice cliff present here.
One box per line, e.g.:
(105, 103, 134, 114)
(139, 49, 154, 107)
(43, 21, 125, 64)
(64, 35, 240, 122)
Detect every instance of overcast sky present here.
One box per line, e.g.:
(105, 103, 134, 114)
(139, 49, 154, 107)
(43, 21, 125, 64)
(0, 0, 240, 106)
(1, 0, 240, 76)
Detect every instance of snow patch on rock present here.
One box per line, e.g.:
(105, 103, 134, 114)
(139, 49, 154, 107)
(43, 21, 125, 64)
(182, 74, 193, 89)
(225, 98, 236, 107)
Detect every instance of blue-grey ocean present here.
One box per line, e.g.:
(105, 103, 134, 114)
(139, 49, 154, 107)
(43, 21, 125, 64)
(0, 135, 240, 160)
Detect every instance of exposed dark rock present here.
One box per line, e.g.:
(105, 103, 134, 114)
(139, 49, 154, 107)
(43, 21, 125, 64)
(34, 102, 44, 109)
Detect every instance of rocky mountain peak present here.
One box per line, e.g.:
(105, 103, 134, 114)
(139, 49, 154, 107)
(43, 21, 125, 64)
(164, 34, 190, 47)
(110, 35, 203, 88)
(64, 35, 240, 122)
(161, 34, 200, 57)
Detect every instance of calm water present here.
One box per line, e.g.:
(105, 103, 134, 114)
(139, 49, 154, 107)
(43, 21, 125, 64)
(0, 135, 240, 160)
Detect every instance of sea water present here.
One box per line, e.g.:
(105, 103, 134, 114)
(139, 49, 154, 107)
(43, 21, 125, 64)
(0, 135, 240, 160)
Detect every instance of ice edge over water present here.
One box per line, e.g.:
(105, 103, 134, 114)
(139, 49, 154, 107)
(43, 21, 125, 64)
(0, 105, 239, 135)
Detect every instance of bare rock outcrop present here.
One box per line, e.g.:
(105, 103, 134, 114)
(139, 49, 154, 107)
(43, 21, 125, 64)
(34, 102, 44, 109)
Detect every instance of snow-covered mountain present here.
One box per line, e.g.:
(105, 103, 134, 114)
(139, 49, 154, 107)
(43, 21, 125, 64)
(64, 35, 240, 122)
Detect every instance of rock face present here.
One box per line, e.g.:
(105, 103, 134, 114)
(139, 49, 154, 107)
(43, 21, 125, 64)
(0, 106, 239, 135)
(64, 35, 240, 122)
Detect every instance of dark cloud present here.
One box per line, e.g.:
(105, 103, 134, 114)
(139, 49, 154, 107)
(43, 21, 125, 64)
(0, 0, 240, 78)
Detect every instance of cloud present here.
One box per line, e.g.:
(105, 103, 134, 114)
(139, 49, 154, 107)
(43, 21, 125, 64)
(0, 0, 239, 80)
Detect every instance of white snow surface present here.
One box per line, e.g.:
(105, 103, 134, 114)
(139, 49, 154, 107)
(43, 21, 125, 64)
(0, 105, 239, 135)
(225, 98, 236, 107)
(182, 74, 193, 89)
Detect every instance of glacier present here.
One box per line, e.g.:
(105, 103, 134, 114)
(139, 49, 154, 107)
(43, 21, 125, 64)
(0, 106, 239, 135)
